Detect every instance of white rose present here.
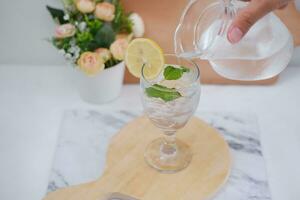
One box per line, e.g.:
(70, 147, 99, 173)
(129, 13, 145, 37)
(78, 22, 87, 32)
(63, 14, 70, 21)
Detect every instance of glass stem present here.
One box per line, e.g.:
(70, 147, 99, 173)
(161, 131, 177, 157)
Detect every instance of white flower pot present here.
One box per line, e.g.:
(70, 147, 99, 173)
(75, 61, 125, 104)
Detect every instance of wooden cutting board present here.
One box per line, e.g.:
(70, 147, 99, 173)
(122, 1, 300, 85)
(44, 116, 231, 200)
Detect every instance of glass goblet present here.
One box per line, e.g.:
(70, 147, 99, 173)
(140, 54, 201, 173)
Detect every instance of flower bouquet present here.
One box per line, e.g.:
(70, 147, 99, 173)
(46, 0, 144, 103)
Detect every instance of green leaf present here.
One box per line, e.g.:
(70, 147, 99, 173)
(105, 58, 121, 69)
(112, 0, 132, 33)
(61, 0, 73, 7)
(52, 37, 72, 50)
(75, 31, 93, 51)
(46, 5, 67, 24)
(76, 32, 93, 43)
(95, 23, 116, 48)
(84, 16, 103, 34)
(163, 65, 190, 80)
(145, 84, 182, 102)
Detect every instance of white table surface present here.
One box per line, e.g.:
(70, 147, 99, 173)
(0, 65, 299, 200)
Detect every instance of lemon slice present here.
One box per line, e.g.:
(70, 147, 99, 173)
(125, 38, 164, 79)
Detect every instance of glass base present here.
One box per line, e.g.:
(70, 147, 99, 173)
(144, 137, 192, 173)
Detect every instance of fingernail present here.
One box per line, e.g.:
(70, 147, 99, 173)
(228, 27, 243, 43)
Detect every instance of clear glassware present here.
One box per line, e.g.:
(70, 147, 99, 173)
(174, 0, 294, 81)
(140, 54, 201, 173)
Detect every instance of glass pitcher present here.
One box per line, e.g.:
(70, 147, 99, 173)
(174, 0, 294, 81)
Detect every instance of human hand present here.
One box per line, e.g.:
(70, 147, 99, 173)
(227, 0, 292, 43)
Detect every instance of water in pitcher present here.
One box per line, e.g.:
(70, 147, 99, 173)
(204, 14, 293, 80)
(174, 0, 294, 81)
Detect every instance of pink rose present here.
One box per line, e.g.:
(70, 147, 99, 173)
(77, 52, 105, 75)
(55, 24, 76, 39)
(75, 0, 96, 13)
(110, 38, 129, 61)
(95, 48, 112, 62)
(95, 2, 115, 22)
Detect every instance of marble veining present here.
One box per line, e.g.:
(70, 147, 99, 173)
(47, 109, 271, 199)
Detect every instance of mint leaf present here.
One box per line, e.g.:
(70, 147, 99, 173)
(180, 66, 190, 73)
(145, 84, 182, 102)
(163, 65, 190, 80)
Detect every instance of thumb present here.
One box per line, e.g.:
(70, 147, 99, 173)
(227, 0, 275, 43)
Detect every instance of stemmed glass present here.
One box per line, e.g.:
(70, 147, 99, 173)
(140, 54, 200, 173)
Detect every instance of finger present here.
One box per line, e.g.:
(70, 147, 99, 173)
(227, 0, 275, 43)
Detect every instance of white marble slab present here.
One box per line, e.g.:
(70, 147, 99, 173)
(47, 109, 271, 199)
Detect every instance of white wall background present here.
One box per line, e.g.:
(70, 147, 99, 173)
(0, 0, 299, 66)
(0, 0, 65, 65)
